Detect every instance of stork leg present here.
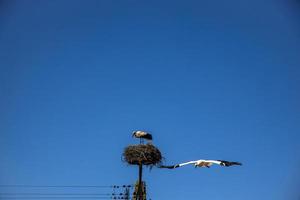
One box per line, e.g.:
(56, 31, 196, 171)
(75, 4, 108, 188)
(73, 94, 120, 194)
(140, 138, 144, 144)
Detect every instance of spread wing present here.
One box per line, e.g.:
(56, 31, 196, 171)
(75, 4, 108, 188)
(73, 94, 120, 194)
(159, 161, 198, 169)
(159, 159, 242, 169)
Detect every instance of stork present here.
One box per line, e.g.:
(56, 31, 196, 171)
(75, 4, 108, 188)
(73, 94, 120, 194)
(132, 130, 152, 144)
(159, 159, 242, 169)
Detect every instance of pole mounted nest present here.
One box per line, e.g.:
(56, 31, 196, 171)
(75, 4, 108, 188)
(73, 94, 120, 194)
(123, 144, 162, 200)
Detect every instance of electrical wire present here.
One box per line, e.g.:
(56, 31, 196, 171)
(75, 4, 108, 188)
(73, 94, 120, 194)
(0, 184, 132, 200)
(0, 185, 132, 188)
(0, 193, 111, 196)
(0, 198, 112, 199)
(0, 185, 111, 188)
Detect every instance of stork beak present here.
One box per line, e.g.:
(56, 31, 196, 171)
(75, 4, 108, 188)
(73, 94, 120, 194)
(132, 131, 136, 137)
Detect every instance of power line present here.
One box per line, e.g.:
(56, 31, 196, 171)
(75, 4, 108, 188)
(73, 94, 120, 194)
(0, 184, 132, 200)
(0, 185, 132, 189)
(0, 198, 111, 199)
(0, 197, 127, 199)
(0, 185, 112, 188)
(0, 193, 111, 196)
(0, 192, 129, 196)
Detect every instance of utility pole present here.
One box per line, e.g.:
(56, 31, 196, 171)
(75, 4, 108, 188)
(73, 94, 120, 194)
(138, 164, 143, 200)
(135, 139, 146, 200)
(133, 181, 146, 200)
(132, 164, 146, 200)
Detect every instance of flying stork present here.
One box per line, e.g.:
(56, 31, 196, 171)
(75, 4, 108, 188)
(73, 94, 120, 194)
(132, 130, 153, 144)
(159, 159, 242, 169)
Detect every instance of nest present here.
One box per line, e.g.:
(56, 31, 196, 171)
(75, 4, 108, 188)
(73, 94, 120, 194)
(123, 144, 162, 166)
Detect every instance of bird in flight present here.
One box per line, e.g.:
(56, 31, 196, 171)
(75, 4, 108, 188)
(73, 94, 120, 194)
(159, 159, 242, 169)
(132, 130, 153, 143)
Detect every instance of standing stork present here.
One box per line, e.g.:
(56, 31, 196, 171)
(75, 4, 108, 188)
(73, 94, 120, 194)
(132, 131, 153, 144)
(159, 159, 242, 169)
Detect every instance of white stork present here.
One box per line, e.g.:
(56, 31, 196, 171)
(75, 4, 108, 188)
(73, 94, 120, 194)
(159, 159, 242, 169)
(132, 130, 153, 144)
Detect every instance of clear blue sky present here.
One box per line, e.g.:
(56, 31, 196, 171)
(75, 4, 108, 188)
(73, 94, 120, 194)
(1, 0, 300, 200)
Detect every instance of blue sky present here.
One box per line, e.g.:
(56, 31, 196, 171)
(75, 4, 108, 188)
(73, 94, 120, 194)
(0, 0, 300, 200)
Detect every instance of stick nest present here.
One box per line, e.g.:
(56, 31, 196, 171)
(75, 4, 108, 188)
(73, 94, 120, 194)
(123, 144, 162, 166)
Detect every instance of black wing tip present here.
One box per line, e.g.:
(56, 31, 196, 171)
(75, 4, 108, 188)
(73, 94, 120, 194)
(218, 160, 242, 167)
(234, 162, 242, 166)
(158, 165, 178, 169)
